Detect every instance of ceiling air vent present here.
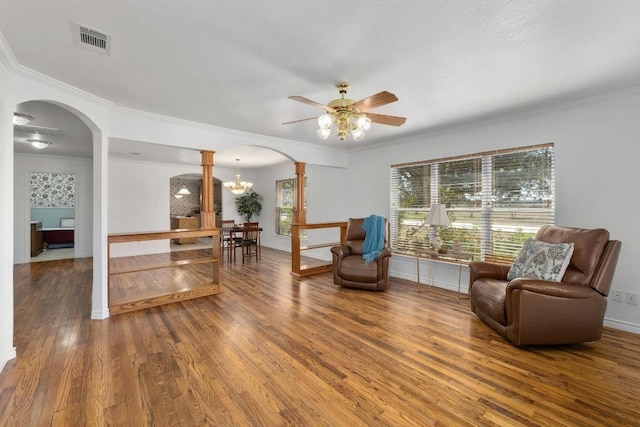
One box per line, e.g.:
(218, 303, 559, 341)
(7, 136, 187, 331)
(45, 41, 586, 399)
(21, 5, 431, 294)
(72, 22, 111, 55)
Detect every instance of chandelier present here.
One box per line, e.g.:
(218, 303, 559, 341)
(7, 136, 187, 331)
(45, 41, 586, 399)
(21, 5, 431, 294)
(224, 159, 253, 195)
(316, 83, 371, 141)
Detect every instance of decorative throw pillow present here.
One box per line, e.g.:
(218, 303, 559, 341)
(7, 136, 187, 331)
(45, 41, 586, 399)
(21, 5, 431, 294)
(507, 238, 574, 282)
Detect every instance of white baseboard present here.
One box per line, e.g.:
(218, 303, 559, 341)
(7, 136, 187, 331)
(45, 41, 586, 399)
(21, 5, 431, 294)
(0, 346, 17, 373)
(603, 318, 640, 335)
(91, 310, 110, 320)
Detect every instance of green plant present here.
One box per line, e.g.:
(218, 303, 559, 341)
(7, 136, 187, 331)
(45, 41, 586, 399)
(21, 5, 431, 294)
(235, 190, 262, 222)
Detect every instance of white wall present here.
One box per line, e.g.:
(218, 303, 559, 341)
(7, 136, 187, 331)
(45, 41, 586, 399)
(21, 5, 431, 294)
(108, 158, 260, 256)
(344, 89, 640, 333)
(250, 162, 348, 257)
(14, 154, 93, 263)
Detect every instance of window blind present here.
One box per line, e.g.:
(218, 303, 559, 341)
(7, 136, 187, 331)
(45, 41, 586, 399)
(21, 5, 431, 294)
(276, 179, 295, 236)
(390, 143, 555, 261)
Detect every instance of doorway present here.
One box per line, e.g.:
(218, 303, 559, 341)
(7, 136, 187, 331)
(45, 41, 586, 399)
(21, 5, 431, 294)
(29, 172, 76, 262)
(13, 100, 93, 264)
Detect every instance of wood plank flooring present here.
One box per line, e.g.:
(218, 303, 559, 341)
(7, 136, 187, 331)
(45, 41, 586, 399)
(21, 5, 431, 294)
(2, 247, 640, 426)
(108, 249, 221, 315)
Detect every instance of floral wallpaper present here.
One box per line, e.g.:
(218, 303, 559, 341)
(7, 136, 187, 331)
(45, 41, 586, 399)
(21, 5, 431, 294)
(170, 180, 201, 216)
(30, 172, 76, 208)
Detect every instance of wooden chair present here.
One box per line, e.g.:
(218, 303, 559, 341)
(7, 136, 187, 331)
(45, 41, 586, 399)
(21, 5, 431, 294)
(239, 222, 260, 263)
(221, 220, 236, 261)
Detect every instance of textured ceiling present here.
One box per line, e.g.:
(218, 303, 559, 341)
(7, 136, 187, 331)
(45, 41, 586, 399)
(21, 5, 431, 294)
(4, 0, 640, 162)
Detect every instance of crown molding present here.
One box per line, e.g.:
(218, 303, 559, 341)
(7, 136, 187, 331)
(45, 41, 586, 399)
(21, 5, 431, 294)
(0, 29, 18, 70)
(0, 29, 113, 108)
(111, 104, 345, 155)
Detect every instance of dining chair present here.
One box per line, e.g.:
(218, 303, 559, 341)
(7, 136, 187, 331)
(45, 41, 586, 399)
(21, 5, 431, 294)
(239, 222, 260, 263)
(220, 220, 236, 261)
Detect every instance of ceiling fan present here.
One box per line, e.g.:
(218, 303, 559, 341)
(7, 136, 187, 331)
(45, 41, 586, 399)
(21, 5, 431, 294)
(284, 82, 406, 141)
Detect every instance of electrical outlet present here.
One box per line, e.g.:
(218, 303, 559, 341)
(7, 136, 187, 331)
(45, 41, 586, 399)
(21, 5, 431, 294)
(626, 292, 639, 306)
(612, 289, 623, 302)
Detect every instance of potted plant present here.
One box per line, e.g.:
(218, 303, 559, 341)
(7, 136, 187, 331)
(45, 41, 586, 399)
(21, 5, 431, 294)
(235, 190, 262, 222)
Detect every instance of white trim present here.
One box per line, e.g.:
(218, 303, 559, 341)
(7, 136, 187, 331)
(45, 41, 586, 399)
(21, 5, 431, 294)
(91, 310, 109, 320)
(603, 318, 640, 335)
(0, 347, 17, 373)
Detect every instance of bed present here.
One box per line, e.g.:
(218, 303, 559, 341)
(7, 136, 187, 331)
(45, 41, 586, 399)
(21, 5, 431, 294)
(43, 218, 74, 248)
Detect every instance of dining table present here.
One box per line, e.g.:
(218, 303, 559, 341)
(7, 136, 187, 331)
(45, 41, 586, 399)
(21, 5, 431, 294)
(222, 225, 262, 262)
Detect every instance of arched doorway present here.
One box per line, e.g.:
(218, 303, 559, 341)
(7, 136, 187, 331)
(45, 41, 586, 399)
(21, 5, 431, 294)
(13, 100, 93, 263)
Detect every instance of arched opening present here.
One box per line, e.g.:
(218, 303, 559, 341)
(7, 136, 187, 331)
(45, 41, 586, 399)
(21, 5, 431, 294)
(13, 100, 93, 263)
(12, 98, 108, 320)
(169, 173, 223, 248)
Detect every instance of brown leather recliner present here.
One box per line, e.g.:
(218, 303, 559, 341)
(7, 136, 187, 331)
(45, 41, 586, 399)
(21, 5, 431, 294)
(469, 225, 621, 346)
(331, 218, 392, 291)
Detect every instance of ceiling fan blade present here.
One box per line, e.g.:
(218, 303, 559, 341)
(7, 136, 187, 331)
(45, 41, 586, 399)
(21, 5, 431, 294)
(289, 96, 335, 112)
(282, 117, 318, 125)
(352, 91, 398, 112)
(366, 112, 407, 127)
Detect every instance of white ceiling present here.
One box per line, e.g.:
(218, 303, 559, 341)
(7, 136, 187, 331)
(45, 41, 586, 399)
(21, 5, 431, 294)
(5, 1, 640, 166)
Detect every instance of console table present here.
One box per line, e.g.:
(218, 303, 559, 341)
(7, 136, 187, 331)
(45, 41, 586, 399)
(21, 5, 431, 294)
(415, 249, 473, 302)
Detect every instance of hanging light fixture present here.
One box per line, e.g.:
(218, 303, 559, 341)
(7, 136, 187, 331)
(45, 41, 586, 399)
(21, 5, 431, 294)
(316, 83, 372, 142)
(176, 175, 191, 196)
(27, 139, 52, 149)
(224, 159, 253, 195)
(13, 113, 33, 126)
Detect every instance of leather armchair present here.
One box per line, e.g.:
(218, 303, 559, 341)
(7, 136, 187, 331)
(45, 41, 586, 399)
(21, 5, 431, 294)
(469, 225, 621, 346)
(331, 218, 392, 291)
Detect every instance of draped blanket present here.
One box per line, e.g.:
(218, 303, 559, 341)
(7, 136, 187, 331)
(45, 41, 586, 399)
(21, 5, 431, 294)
(362, 214, 385, 264)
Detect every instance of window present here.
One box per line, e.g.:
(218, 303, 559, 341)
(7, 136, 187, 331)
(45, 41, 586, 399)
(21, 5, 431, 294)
(276, 178, 306, 236)
(390, 144, 555, 262)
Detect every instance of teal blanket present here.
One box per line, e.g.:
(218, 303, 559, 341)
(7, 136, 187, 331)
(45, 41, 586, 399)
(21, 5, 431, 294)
(362, 214, 385, 264)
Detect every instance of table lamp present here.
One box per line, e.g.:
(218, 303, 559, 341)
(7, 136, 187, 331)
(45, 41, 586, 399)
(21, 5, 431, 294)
(427, 204, 451, 251)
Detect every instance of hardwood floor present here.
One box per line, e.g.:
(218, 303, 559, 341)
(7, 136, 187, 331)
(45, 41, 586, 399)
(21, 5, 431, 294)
(3, 248, 640, 426)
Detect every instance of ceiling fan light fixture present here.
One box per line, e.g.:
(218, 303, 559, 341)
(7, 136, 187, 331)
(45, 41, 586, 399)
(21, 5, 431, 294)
(357, 114, 371, 131)
(288, 82, 405, 142)
(318, 113, 332, 129)
(317, 127, 331, 140)
(352, 127, 365, 141)
(14, 113, 34, 126)
(27, 139, 51, 149)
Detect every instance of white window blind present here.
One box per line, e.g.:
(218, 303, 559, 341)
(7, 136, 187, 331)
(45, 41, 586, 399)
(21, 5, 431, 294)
(390, 144, 555, 262)
(276, 179, 295, 236)
(276, 177, 307, 237)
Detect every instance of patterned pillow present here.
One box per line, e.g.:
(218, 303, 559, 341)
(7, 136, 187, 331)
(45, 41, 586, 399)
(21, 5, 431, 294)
(507, 238, 575, 282)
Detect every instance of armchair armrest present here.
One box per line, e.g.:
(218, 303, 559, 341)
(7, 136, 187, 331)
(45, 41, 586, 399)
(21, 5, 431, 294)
(504, 279, 606, 344)
(330, 245, 351, 260)
(507, 279, 598, 300)
(378, 248, 392, 260)
(469, 261, 510, 283)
